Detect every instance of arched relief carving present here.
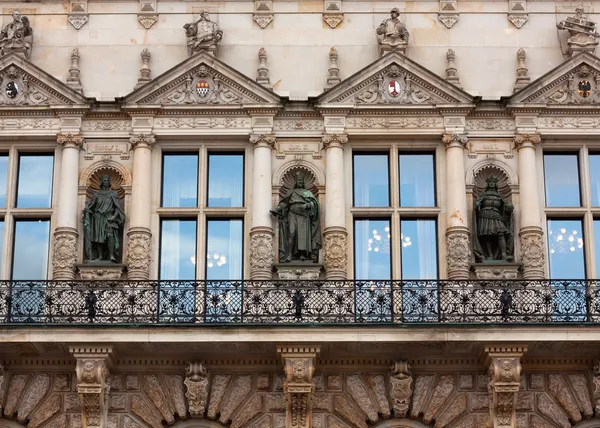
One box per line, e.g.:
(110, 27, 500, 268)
(80, 160, 132, 199)
(466, 159, 518, 190)
(279, 165, 319, 198)
(273, 159, 325, 196)
(471, 164, 512, 202)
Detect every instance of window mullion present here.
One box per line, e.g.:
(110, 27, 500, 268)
(197, 212, 206, 280)
(6, 146, 17, 209)
(584, 211, 595, 279)
(580, 146, 591, 208)
(392, 211, 401, 280)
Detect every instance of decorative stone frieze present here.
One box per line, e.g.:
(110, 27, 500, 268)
(249, 229, 274, 280)
(70, 346, 114, 428)
(323, 0, 343, 29)
(557, 5, 600, 56)
(278, 346, 320, 428)
(445, 48, 461, 88)
(439, 0, 459, 29)
(323, 228, 347, 279)
(254, 0, 274, 29)
(485, 345, 527, 428)
(256, 47, 271, 88)
(184, 362, 209, 418)
(508, 1, 528, 29)
(134, 48, 152, 90)
(138, 0, 158, 29)
(66, 49, 83, 93)
(389, 361, 412, 418)
(325, 47, 342, 90)
(68, 0, 89, 30)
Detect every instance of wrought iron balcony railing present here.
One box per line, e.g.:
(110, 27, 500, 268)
(2, 279, 599, 325)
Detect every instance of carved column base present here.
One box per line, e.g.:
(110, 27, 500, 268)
(519, 226, 545, 280)
(323, 227, 347, 280)
(53, 227, 79, 280)
(446, 226, 471, 280)
(126, 227, 152, 280)
(250, 227, 274, 280)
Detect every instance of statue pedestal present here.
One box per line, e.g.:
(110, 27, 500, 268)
(274, 262, 323, 280)
(378, 42, 407, 57)
(471, 263, 521, 280)
(2, 45, 30, 59)
(76, 263, 127, 280)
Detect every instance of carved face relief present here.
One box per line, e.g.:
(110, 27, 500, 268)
(6, 81, 18, 99)
(578, 80, 592, 98)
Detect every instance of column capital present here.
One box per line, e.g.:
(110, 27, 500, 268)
(513, 133, 541, 149)
(442, 132, 468, 148)
(249, 133, 276, 148)
(129, 133, 155, 149)
(322, 133, 348, 149)
(57, 133, 84, 148)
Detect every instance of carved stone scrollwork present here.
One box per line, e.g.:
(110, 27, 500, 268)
(593, 361, 600, 416)
(129, 133, 155, 148)
(53, 228, 78, 280)
(446, 228, 471, 280)
(184, 362, 209, 418)
(126, 229, 152, 280)
(57, 133, 85, 148)
(442, 132, 468, 148)
(250, 133, 276, 148)
(519, 228, 545, 279)
(321, 133, 348, 148)
(278, 346, 320, 428)
(70, 346, 114, 428)
(389, 361, 413, 418)
(249, 229, 274, 280)
(485, 345, 527, 428)
(323, 228, 347, 280)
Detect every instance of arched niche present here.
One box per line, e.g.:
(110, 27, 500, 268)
(171, 421, 227, 428)
(373, 420, 431, 428)
(81, 160, 132, 200)
(466, 159, 517, 197)
(0, 420, 26, 428)
(574, 421, 600, 428)
(273, 159, 325, 198)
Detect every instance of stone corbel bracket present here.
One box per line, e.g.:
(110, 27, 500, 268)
(278, 346, 320, 428)
(389, 361, 413, 418)
(70, 345, 115, 428)
(485, 345, 527, 428)
(323, 0, 343, 29)
(185, 362, 209, 418)
(68, 0, 89, 30)
(508, 0, 528, 29)
(138, 0, 158, 29)
(439, 0, 459, 29)
(254, 0, 274, 29)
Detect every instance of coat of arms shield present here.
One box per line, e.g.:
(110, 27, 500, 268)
(388, 80, 401, 97)
(196, 80, 209, 98)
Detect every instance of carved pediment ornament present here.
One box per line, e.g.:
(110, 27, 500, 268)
(524, 64, 600, 104)
(0, 65, 49, 106)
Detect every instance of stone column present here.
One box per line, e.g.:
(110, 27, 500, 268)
(322, 133, 348, 280)
(514, 133, 545, 279)
(277, 345, 320, 428)
(443, 132, 471, 280)
(53, 134, 84, 280)
(485, 345, 527, 428)
(70, 345, 114, 428)
(249, 134, 276, 280)
(126, 134, 155, 280)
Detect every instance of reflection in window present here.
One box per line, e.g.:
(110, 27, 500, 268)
(401, 220, 437, 279)
(354, 219, 391, 280)
(0, 155, 8, 208)
(206, 219, 243, 280)
(0, 220, 4, 271)
(544, 154, 581, 207)
(353, 154, 389, 207)
(590, 155, 600, 206)
(208, 154, 244, 207)
(159, 219, 197, 280)
(12, 220, 50, 280)
(547, 219, 585, 278)
(399, 154, 435, 207)
(162, 154, 198, 208)
(595, 221, 600, 275)
(16, 155, 54, 208)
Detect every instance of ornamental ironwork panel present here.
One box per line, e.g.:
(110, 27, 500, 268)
(1, 279, 599, 325)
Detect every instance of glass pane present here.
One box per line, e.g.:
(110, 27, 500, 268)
(159, 220, 197, 280)
(547, 219, 585, 278)
(0, 220, 4, 272)
(206, 219, 243, 280)
(590, 155, 600, 206)
(17, 155, 54, 208)
(401, 220, 437, 279)
(353, 154, 389, 207)
(544, 154, 580, 207)
(162, 155, 198, 208)
(0, 155, 8, 208)
(399, 154, 435, 207)
(595, 220, 600, 276)
(208, 154, 244, 207)
(354, 219, 391, 280)
(12, 220, 50, 280)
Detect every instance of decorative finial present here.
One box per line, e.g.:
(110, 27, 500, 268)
(256, 47, 271, 88)
(325, 47, 341, 90)
(514, 48, 530, 92)
(134, 48, 152, 90)
(66, 48, 83, 93)
(445, 48, 461, 88)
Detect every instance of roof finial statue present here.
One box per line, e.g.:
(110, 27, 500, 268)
(183, 9, 223, 57)
(557, 4, 600, 56)
(0, 10, 33, 60)
(256, 47, 271, 88)
(376, 7, 409, 57)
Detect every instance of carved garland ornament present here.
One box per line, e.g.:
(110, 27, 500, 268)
(52, 233, 78, 273)
(249, 232, 274, 272)
(446, 232, 471, 274)
(323, 232, 347, 272)
(126, 232, 151, 278)
(520, 231, 545, 274)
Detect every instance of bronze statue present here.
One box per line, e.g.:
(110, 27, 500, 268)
(271, 172, 321, 263)
(183, 9, 223, 56)
(0, 11, 33, 58)
(83, 175, 125, 263)
(473, 176, 514, 262)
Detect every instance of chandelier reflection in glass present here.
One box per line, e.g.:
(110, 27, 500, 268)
(367, 226, 412, 253)
(189, 250, 228, 268)
(548, 227, 583, 254)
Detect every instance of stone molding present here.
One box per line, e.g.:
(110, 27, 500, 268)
(249, 228, 275, 280)
(442, 132, 468, 148)
(184, 362, 209, 418)
(277, 346, 320, 428)
(439, 0, 459, 29)
(323, 227, 347, 280)
(126, 227, 152, 280)
(519, 226, 545, 280)
(249, 133, 276, 148)
(508, 1, 528, 29)
(446, 226, 471, 280)
(129, 133, 156, 149)
(513, 133, 541, 149)
(52, 227, 78, 280)
(68, 0, 89, 30)
(321, 133, 348, 149)
(138, 0, 158, 29)
(323, 0, 343, 29)
(389, 361, 413, 418)
(254, 0, 274, 29)
(56, 133, 84, 149)
(485, 345, 527, 428)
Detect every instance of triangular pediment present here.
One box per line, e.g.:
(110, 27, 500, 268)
(0, 53, 90, 108)
(509, 52, 600, 106)
(123, 52, 282, 108)
(317, 52, 474, 107)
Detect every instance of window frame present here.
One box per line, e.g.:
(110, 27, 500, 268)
(398, 151, 437, 208)
(206, 151, 246, 209)
(15, 152, 55, 209)
(10, 218, 51, 280)
(543, 152, 582, 208)
(160, 152, 200, 209)
(353, 217, 393, 280)
(352, 151, 391, 208)
(158, 217, 199, 281)
(204, 217, 245, 281)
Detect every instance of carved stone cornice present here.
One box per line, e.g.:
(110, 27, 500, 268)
(129, 133, 155, 149)
(442, 132, 468, 149)
(321, 133, 348, 149)
(513, 133, 541, 149)
(389, 361, 412, 418)
(249, 133, 276, 149)
(485, 345, 527, 428)
(57, 133, 84, 148)
(278, 346, 320, 428)
(70, 345, 114, 428)
(184, 361, 209, 418)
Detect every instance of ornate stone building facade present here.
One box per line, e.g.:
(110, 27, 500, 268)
(0, 1, 600, 428)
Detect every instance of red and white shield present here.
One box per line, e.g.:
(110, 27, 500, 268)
(196, 80, 209, 98)
(388, 80, 401, 97)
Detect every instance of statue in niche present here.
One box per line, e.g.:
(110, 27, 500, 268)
(271, 172, 322, 263)
(183, 9, 223, 56)
(83, 175, 126, 263)
(376, 8, 409, 55)
(0, 10, 32, 59)
(473, 176, 514, 263)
